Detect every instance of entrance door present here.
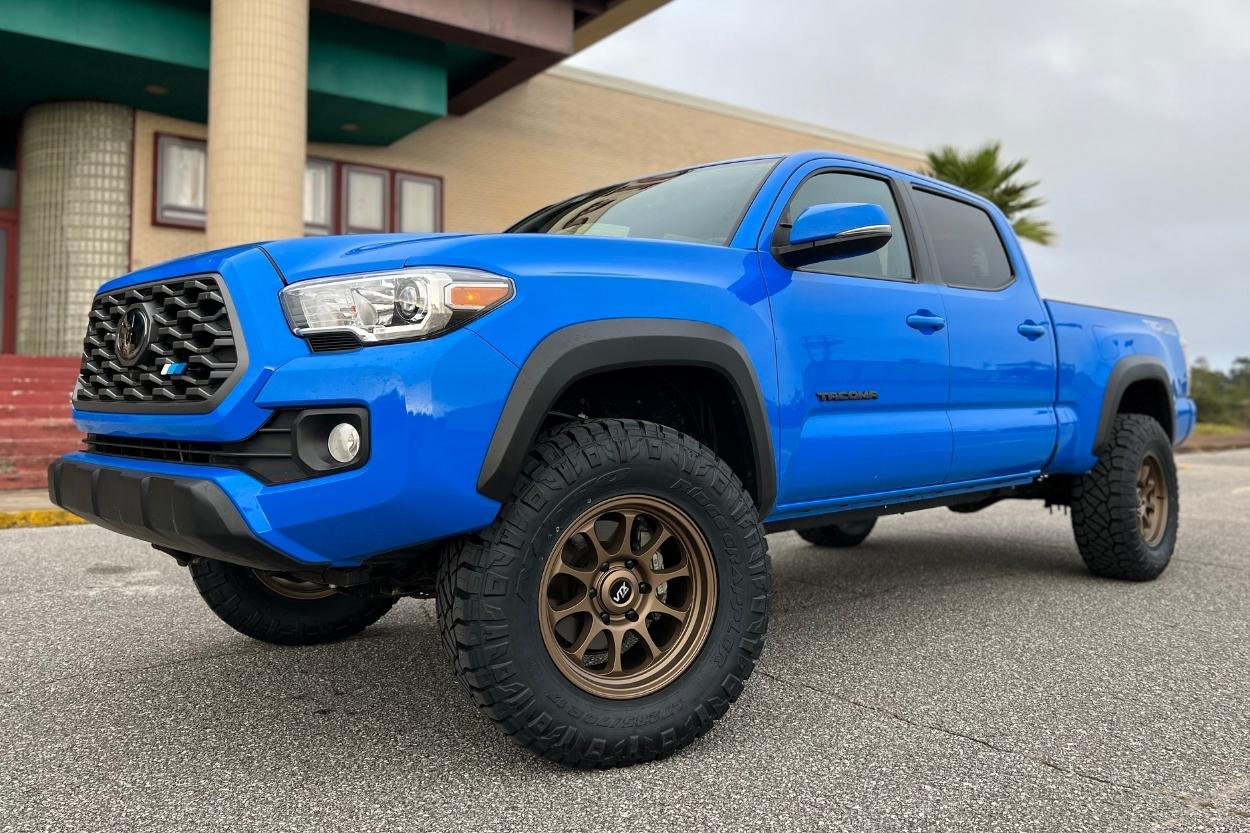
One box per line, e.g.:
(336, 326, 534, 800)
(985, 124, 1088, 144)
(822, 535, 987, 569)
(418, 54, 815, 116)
(0, 217, 15, 353)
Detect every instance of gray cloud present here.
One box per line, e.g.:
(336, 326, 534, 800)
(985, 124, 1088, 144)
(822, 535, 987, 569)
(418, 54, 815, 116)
(569, 0, 1249, 367)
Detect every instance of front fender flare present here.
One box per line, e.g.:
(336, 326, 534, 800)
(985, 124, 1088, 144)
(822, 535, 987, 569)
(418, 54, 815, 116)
(476, 319, 776, 513)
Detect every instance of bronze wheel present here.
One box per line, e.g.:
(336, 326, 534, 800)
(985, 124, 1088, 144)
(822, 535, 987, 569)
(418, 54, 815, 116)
(538, 494, 718, 699)
(253, 570, 337, 600)
(1136, 452, 1168, 547)
(1072, 413, 1178, 581)
(437, 419, 770, 767)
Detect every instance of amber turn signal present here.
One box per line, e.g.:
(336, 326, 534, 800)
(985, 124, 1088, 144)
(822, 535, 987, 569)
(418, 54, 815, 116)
(447, 284, 511, 309)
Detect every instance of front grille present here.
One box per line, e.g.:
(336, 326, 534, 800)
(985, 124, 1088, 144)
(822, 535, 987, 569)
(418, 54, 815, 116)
(75, 275, 241, 410)
(84, 411, 304, 484)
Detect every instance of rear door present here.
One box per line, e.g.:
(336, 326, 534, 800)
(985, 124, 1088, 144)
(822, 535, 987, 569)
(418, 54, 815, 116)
(908, 185, 1058, 481)
(759, 162, 952, 506)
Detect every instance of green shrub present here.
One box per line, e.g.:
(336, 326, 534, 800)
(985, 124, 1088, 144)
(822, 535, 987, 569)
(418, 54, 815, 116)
(1191, 358, 1250, 427)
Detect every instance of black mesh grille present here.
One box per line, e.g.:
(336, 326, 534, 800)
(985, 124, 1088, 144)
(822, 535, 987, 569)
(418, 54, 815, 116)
(84, 411, 304, 484)
(75, 276, 240, 408)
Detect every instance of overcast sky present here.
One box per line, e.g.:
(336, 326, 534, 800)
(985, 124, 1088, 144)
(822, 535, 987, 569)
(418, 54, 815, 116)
(569, 0, 1248, 368)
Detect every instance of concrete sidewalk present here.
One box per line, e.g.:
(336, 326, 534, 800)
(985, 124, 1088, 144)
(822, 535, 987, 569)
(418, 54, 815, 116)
(0, 487, 81, 529)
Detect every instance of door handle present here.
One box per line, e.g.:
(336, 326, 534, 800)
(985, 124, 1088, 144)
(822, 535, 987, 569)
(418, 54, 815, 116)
(1017, 321, 1047, 340)
(906, 311, 946, 332)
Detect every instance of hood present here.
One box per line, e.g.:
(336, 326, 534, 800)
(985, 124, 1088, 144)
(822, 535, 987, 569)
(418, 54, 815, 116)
(260, 233, 478, 283)
(263, 231, 751, 289)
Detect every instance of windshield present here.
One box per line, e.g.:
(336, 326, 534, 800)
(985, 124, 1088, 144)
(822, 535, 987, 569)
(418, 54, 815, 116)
(506, 158, 777, 246)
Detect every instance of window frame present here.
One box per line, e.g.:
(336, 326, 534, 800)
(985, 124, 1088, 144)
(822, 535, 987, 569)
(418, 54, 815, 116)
(153, 133, 208, 229)
(149, 137, 444, 236)
(340, 163, 391, 234)
(393, 171, 444, 234)
(303, 156, 337, 236)
(909, 185, 1017, 293)
(770, 166, 923, 284)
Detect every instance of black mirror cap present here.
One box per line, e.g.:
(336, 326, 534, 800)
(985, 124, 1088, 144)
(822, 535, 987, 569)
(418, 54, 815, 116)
(774, 227, 893, 269)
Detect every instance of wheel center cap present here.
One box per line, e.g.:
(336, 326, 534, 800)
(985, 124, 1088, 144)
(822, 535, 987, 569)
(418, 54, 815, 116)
(599, 570, 638, 614)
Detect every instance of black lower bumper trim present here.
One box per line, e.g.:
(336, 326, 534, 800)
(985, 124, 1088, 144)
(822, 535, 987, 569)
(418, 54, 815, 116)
(47, 458, 300, 571)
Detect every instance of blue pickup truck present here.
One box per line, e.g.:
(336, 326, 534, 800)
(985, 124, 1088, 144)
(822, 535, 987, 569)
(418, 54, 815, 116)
(49, 151, 1194, 766)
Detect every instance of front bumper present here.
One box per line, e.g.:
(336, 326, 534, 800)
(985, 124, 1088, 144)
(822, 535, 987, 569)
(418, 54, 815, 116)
(48, 458, 296, 571)
(59, 251, 521, 568)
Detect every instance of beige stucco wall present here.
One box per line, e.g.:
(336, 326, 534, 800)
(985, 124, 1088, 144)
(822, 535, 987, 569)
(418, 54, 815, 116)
(131, 113, 206, 271)
(130, 67, 923, 271)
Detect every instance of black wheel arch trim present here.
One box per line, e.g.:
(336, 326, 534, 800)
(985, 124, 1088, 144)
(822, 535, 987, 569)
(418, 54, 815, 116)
(1093, 354, 1175, 455)
(476, 319, 777, 513)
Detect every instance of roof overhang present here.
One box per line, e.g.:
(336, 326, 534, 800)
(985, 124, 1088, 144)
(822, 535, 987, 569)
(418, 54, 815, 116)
(0, 0, 670, 145)
(313, 0, 672, 115)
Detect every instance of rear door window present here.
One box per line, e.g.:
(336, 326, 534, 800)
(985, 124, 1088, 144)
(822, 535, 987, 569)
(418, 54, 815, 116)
(912, 189, 1014, 290)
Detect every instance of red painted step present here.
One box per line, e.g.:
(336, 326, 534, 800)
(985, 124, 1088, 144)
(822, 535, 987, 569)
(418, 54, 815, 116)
(0, 437, 83, 457)
(0, 418, 81, 440)
(0, 355, 88, 490)
(0, 450, 62, 477)
(0, 389, 76, 406)
(0, 403, 74, 419)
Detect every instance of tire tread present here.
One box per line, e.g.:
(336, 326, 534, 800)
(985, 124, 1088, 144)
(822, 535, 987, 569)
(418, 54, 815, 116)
(436, 418, 770, 767)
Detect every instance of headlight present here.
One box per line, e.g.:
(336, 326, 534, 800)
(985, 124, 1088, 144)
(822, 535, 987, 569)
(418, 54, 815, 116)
(279, 266, 513, 344)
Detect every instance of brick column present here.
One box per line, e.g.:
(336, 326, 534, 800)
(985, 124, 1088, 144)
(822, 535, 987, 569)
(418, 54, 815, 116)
(205, 0, 309, 248)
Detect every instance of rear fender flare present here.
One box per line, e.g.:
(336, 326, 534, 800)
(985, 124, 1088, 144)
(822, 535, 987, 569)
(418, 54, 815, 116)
(1093, 354, 1174, 455)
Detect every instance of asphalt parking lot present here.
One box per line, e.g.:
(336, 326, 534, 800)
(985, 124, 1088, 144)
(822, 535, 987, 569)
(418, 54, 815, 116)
(3, 450, 1249, 833)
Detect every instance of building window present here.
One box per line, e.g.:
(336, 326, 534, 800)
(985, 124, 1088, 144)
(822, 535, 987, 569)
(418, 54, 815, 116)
(154, 134, 207, 228)
(396, 173, 440, 232)
(304, 158, 335, 235)
(153, 137, 442, 235)
(343, 165, 389, 233)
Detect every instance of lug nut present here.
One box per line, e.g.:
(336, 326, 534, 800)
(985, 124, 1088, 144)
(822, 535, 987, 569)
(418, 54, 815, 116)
(624, 558, 637, 569)
(600, 612, 611, 624)
(601, 563, 611, 572)
(625, 609, 639, 622)
(638, 582, 651, 594)
(587, 587, 596, 598)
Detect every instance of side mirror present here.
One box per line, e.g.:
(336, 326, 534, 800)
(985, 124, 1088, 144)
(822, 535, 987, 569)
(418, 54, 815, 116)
(776, 202, 893, 267)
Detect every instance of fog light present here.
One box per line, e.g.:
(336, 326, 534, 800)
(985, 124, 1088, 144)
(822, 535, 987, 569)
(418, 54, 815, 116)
(327, 423, 361, 463)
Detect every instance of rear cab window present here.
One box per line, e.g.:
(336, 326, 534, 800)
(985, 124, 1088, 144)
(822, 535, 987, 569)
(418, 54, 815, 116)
(911, 188, 1014, 290)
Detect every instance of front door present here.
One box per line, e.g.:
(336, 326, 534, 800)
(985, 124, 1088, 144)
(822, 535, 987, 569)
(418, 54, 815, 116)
(760, 163, 952, 508)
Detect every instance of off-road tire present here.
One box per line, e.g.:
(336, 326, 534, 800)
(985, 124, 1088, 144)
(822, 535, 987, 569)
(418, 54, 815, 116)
(189, 559, 397, 645)
(436, 419, 770, 767)
(1071, 414, 1179, 581)
(796, 519, 876, 548)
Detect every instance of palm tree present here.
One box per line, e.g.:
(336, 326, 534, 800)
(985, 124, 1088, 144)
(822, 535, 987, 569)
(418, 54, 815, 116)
(924, 142, 1055, 245)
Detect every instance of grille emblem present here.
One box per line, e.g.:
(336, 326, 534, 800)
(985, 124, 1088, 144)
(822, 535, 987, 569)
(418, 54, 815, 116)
(115, 305, 152, 367)
(160, 361, 188, 376)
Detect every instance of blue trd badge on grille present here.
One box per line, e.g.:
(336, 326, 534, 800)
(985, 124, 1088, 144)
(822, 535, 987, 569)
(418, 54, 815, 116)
(160, 361, 188, 376)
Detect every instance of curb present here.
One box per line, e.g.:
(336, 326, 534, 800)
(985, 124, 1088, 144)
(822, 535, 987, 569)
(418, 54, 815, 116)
(0, 510, 86, 530)
(1178, 441, 1250, 454)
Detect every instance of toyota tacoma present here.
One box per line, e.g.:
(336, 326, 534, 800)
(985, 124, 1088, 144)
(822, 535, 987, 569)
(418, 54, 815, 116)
(48, 151, 1195, 767)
